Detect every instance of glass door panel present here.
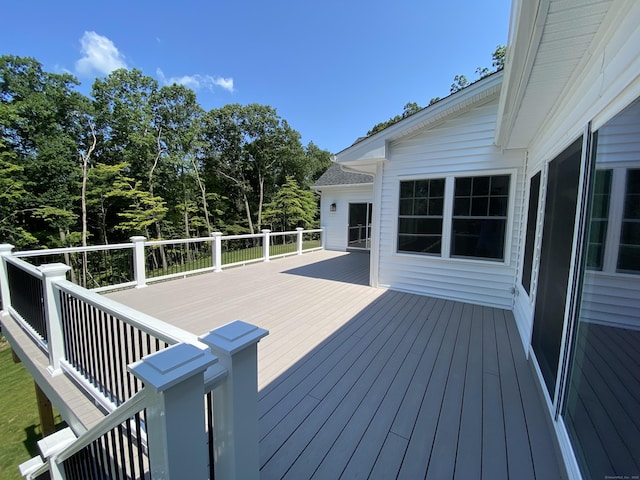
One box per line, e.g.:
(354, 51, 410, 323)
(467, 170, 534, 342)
(531, 137, 583, 397)
(348, 203, 372, 249)
(563, 98, 640, 479)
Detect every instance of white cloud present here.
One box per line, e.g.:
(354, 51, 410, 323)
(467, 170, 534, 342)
(75, 31, 127, 76)
(157, 68, 234, 93)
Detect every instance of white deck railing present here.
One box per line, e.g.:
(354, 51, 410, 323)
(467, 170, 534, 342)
(12, 228, 324, 292)
(0, 244, 269, 479)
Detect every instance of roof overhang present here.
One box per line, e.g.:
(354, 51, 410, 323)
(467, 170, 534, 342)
(496, 0, 615, 149)
(335, 71, 504, 172)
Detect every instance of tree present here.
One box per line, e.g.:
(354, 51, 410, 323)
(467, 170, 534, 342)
(202, 104, 306, 234)
(0, 55, 88, 247)
(367, 102, 421, 136)
(0, 140, 36, 246)
(262, 176, 317, 231)
(450, 74, 469, 94)
(453, 44, 506, 92)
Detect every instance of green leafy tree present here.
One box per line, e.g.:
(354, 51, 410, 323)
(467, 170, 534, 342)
(263, 176, 317, 231)
(86, 161, 131, 244)
(0, 55, 88, 247)
(0, 140, 36, 246)
(367, 102, 421, 136)
(450, 74, 469, 93)
(202, 104, 306, 233)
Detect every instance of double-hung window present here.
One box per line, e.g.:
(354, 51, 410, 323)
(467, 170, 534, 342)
(397, 173, 511, 261)
(451, 175, 510, 260)
(398, 179, 445, 255)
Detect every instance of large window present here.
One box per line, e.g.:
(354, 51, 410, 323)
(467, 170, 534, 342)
(398, 179, 445, 254)
(397, 173, 511, 261)
(451, 175, 510, 260)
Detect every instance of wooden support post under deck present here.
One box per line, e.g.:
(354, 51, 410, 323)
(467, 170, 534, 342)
(34, 381, 56, 436)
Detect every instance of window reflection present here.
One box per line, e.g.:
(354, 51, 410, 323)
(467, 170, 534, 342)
(564, 98, 640, 479)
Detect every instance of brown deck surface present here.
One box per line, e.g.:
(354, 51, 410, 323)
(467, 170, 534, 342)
(107, 250, 566, 479)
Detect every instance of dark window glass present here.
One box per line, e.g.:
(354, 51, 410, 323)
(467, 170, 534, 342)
(586, 169, 612, 270)
(522, 172, 541, 294)
(451, 175, 510, 260)
(617, 169, 640, 273)
(398, 178, 445, 255)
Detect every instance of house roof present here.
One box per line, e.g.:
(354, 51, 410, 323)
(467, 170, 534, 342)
(313, 163, 373, 187)
(334, 71, 504, 172)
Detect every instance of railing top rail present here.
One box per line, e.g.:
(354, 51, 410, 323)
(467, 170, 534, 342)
(3, 254, 42, 277)
(55, 279, 198, 346)
(145, 236, 213, 247)
(15, 242, 134, 258)
(270, 230, 299, 237)
(222, 233, 264, 241)
(304, 228, 323, 233)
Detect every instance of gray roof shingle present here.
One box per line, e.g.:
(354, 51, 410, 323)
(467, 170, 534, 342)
(313, 163, 373, 187)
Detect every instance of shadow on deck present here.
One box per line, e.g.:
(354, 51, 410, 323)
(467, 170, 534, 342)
(282, 251, 370, 285)
(258, 290, 564, 480)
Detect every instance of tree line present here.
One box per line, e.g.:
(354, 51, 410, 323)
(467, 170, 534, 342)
(367, 45, 506, 136)
(0, 55, 332, 250)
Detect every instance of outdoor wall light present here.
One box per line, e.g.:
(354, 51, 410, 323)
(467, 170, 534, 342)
(330, 203, 337, 212)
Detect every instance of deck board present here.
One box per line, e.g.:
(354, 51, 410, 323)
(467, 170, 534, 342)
(102, 250, 566, 479)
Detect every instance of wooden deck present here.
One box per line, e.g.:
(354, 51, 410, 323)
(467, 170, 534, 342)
(107, 250, 565, 479)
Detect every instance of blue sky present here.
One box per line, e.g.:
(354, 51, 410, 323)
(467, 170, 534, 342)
(1, 0, 511, 153)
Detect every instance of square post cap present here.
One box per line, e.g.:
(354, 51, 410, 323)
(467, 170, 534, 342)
(129, 343, 218, 392)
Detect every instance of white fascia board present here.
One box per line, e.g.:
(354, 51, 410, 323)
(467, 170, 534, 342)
(337, 72, 504, 165)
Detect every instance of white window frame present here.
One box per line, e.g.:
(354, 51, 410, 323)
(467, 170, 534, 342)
(394, 168, 518, 266)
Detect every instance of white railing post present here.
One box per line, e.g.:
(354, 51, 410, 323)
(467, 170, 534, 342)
(211, 232, 223, 273)
(321, 227, 326, 250)
(262, 229, 271, 262)
(130, 236, 147, 288)
(0, 244, 14, 314)
(37, 428, 76, 480)
(38, 263, 71, 375)
(129, 343, 218, 480)
(296, 227, 304, 255)
(199, 321, 268, 480)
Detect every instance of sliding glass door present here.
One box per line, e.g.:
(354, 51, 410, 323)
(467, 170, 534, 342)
(562, 98, 640, 479)
(531, 138, 583, 397)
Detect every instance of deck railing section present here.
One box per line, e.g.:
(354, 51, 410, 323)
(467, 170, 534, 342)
(12, 228, 324, 293)
(4, 257, 47, 344)
(1, 244, 268, 479)
(220, 233, 265, 268)
(15, 243, 135, 291)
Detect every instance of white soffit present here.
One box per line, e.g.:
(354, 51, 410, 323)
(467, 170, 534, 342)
(501, 0, 612, 149)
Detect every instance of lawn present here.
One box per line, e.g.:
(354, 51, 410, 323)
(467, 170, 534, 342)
(0, 335, 62, 480)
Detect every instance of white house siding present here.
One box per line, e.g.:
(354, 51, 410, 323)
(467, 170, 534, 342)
(513, 2, 640, 344)
(319, 185, 373, 251)
(376, 97, 527, 309)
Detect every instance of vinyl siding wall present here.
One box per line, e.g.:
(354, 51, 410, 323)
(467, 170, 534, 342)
(377, 97, 526, 309)
(320, 185, 373, 251)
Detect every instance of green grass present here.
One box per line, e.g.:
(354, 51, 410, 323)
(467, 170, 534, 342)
(0, 335, 63, 480)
